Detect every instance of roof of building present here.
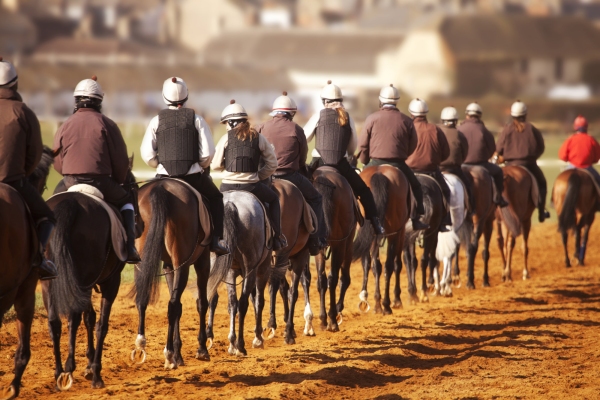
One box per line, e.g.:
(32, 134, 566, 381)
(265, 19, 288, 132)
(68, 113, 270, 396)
(439, 14, 600, 60)
(203, 28, 404, 74)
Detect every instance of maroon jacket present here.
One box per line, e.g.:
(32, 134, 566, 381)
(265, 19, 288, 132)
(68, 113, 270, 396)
(438, 125, 469, 168)
(358, 107, 418, 164)
(0, 89, 42, 182)
(459, 118, 496, 164)
(496, 121, 545, 163)
(406, 118, 450, 172)
(53, 108, 129, 184)
(256, 114, 307, 174)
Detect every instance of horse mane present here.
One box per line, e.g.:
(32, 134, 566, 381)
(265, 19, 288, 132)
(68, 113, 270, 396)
(29, 146, 54, 185)
(313, 175, 335, 239)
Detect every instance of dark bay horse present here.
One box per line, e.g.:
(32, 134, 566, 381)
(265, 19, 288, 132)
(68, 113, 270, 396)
(266, 179, 312, 345)
(43, 162, 138, 391)
(129, 178, 212, 369)
(552, 169, 599, 267)
(403, 174, 445, 304)
(495, 165, 536, 282)
(312, 167, 356, 332)
(0, 147, 53, 400)
(353, 165, 409, 314)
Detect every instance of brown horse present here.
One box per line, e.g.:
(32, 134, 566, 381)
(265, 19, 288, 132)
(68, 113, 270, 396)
(495, 165, 536, 282)
(353, 165, 409, 314)
(313, 167, 356, 332)
(129, 178, 212, 369)
(0, 148, 53, 400)
(552, 169, 599, 267)
(43, 162, 138, 391)
(266, 178, 312, 344)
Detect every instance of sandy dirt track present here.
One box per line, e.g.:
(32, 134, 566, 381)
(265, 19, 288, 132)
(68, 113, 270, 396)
(2, 221, 600, 399)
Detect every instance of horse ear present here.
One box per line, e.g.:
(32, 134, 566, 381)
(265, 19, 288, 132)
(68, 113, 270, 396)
(129, 153, 134, 169)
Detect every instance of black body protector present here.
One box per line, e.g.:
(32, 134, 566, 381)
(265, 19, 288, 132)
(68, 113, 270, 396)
(315, 108, 352, 165)
(225, 129, 261, 173)
(156, 108, 199, 176)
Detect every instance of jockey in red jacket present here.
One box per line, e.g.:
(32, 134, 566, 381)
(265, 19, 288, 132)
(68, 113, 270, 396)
(558, 115, 600, 186)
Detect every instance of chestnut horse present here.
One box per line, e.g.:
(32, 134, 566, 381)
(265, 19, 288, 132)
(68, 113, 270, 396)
(0, 147, 53, 400)
(495, 165, 536, 282)
(552, 169, 599, 267)
(353, 165, 409, 314)
(129, 179, 212, 369)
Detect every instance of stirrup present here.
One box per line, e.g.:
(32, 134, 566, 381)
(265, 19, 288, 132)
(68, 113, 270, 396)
(37, 259, 58, 281)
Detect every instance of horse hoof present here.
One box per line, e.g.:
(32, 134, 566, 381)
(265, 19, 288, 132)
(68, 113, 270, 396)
(358, 300, 370, 313)
(195, 350, 210, 361)
(252, 338, 264, 349)
(483, 280, 490, 288)
(327, 323, 339, 332)
(91, 380, 105, 389)
(57, 372, 73, 391)
(523, 271, 530, 280)
(392, 300, 403, 309)
(0, 385, 16, 400)
(284, 335, 296, 345)
(130, 348, 147, 364)
(263, 327, 276, 340)
(382, 307, 392, 316)
(228, 344, 236, 356)
(466, 282, 475, 290)
(420, 296, 429, 303)
(83, 368, 93, 381)
(409, 295, 419, 305)
(452, 277, 461, 288)
(336, 313, 343, 326)
(206, 338, 214, 351)
(235, 348, 247, 357)
(164, 360, 177, 370)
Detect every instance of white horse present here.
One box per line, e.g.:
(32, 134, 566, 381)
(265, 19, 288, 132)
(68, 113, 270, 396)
(434, 173, 467, 297)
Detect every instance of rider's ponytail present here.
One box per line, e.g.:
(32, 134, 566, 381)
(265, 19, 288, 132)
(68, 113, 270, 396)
(512, 116, 526, 133)
(336, 108, 348, 126)
(234, 120, 259, 141)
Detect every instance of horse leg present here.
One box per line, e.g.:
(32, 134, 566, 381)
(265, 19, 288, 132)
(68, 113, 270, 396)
(235, 268, 255, 356)
(315, 253, 328, 331)
(503, 232, 516, 283)
(358, 250, 371, 313)
(580, 219, 593, 266)
(206, 294, 218, 350)
(419, 243, 430, 303)
(560, 227, 571, 268)
(44, 282, 66, 389)
(381, 240, 396, 315)
(573, 225, 582, 267)
(164, 265, 189, 369)
(267, 277, 280, 335)
(194, 250, 211, 361)
(372, 246, 383, 314)
(279, 277, 291, 324)
(253, 258, 271, 350)
(393, 254, 403, 309)
(64, 311, 83, 380)
(82, 304, 96, 380)
(404, 241, 419, 304)
(326, 247, 341, 332)
(285, 254, 307, 344)
(132, 267, 148, 364)
(300, 261, 315, 337)
(522, 220, 531, 280)
(163, 264, 185, 367)
(467, 226, 481, 290)
(227, 269, 239, 355)
(482, 217, 493, 287)
(452, 242, 461, 287)
(335, 239, 353, 321)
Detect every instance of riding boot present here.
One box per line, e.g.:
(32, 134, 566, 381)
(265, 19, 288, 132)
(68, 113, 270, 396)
(269, 204, 288, 252)
(538, 207, 550, 223)
(308, 235, 321, 256)
(370, 216, 385, 235)
(36, 219, 57, 281)
(495, 193, 509, 208)
(121, 209, 142, 263)
(210, 236, 230, 257)
(439, 211, 452, 232)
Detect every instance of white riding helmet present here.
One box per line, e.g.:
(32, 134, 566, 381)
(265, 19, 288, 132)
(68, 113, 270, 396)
(408, 98, 429, 116)
(465, 102, 482, 116)
(379, 84, 400, 104)
(272, 91, 297, 113)
(0, 57, 18, 87)
(441, 106, 459, 121)
(220, 99, 248, 123)
(162, 76, 188, 106)
(510, 100, 527, 117)
(73, 75, 104, 100)
(320, 80, 343, 101)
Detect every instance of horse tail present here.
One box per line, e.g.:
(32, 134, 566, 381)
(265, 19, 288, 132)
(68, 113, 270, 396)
(129, 185, 168, 306)
(558, 172, 581, 234)
(499, 206, 522, 237)
(353, 173, 388, 261)
(207, 201, 238, 300)
(313, 176, 334, 238)
(48, 198, 91, 317)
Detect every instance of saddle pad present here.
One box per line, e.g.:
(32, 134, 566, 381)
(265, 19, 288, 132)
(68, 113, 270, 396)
(170, 178, 212, 247)
(302, 197, 318, 235)
(578, 168, 600, 199)
(512, 166, 539, 207)
(316, 166, 364, 227)
(54, 186, 128, 262)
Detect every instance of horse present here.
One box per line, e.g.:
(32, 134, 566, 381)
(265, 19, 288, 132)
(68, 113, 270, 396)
(206, 190, 275, 356)
(42, 159, 138, 391)
(0, 147, 53, 400)
(128, 178, 212, 370)
(266, 179, 313, 345)
(457, 165, 496, 289)
(353, 165, 409, 314)
(311, 167, 356, 332)
(495, 165, 536, 281)
(403, 174, 446, 304)
(552, 168, 599, 268)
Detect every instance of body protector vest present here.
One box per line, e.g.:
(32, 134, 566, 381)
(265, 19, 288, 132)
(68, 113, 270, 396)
(315, 108, 352, 165)
(225, 129, 261, 173)
(156, 108, 199, 176)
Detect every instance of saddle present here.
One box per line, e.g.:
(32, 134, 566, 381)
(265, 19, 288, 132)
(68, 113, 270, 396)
(510, 166, 539, 207)
(315, 166, 365, 227)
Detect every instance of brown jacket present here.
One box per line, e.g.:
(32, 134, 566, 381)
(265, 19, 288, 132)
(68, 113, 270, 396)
(406, 118, 450, 172)
(459, 118, 496, 164)
(438, 125, 469, 168)
(496, 121, 545, 163)
(358, 107, 418, 164)
(53, 108, 130, 184)
(0, 89, 42, 182)
(256, 114, 307, 174)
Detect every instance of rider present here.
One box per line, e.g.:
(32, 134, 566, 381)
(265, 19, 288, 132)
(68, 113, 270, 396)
(303, 81, 385, 235)
(496, 100, 549, 222)
(357, 84, 429, 231)
(140, 77, 229, 256)
(558, 115, 600, 186)
(438, 106, 474, 209)
(460, 102, 508, 208)
(0, 57, 57, 280)
(53, 75, 141, 263)
(211, 100, 288, 251)
(256, 91, 327, 255)
(406, 98, 452, 231)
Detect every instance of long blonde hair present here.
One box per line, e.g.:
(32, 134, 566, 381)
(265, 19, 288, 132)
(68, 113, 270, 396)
(325, 100, 349, 126)
(234, 120, 259, 141)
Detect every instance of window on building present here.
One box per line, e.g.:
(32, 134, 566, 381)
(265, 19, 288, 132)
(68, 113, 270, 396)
(555, 58, 564, 81)
(520, 59, 528, 74)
